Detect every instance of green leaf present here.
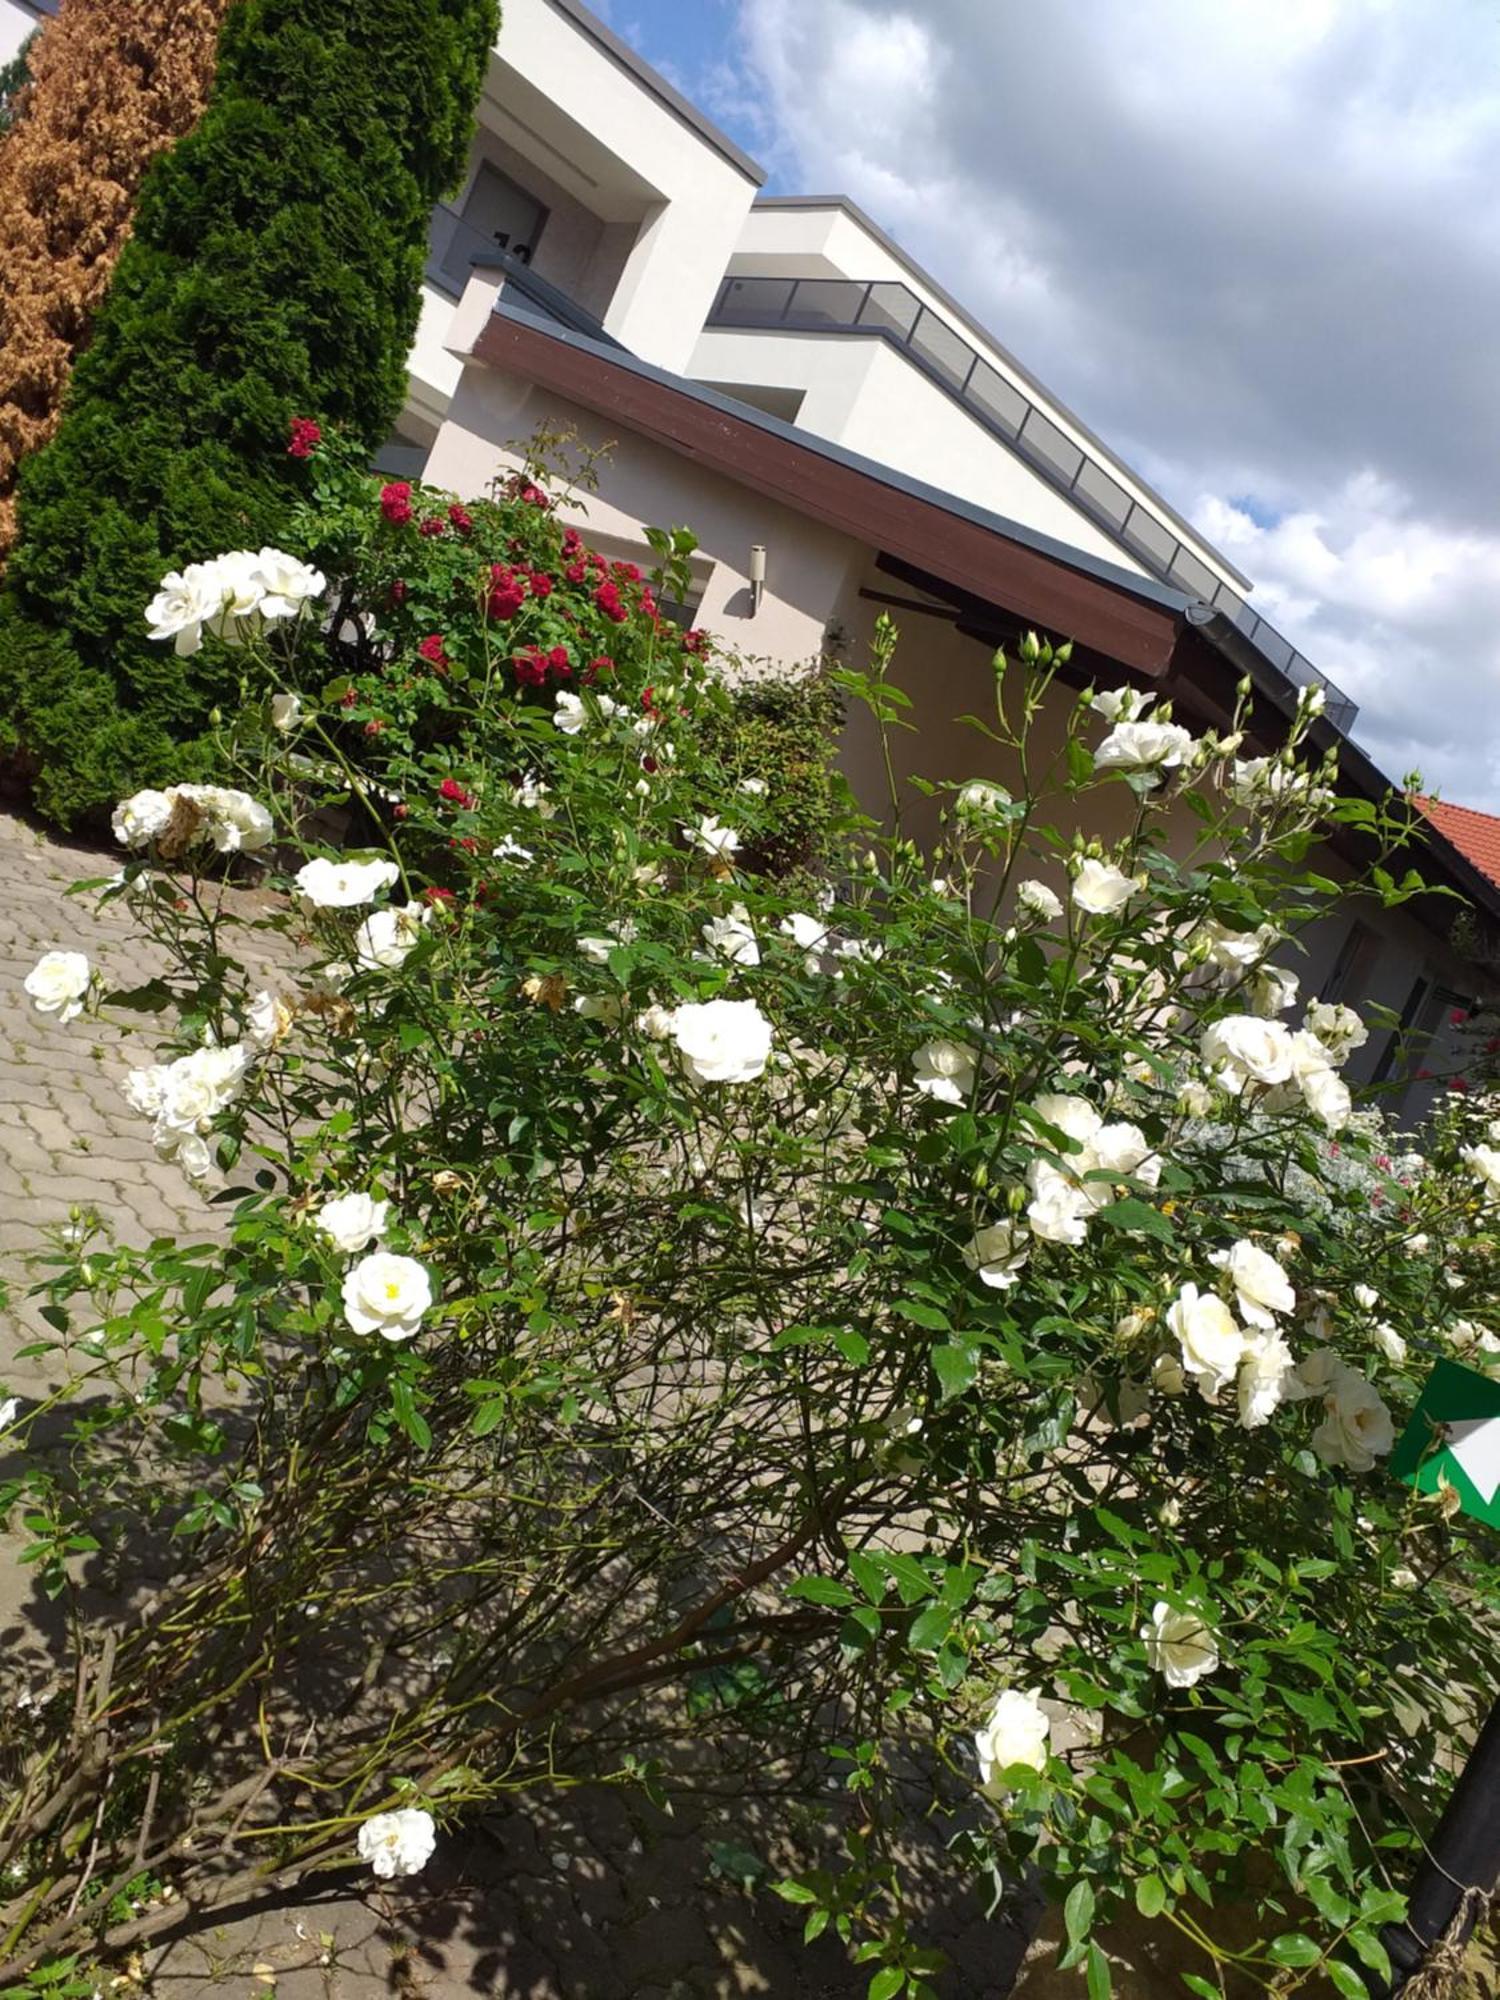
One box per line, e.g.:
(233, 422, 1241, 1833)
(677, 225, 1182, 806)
(834, 1328, 871, 1365)
(895, 1298, 950, 1332)
(1347, 1930, 1390, 1980)
(787, 1575, 854, 1608)
(848, 1550, 886, 1603)
(1328, 1962, 1369, 2000)
(773, 1879, 818, 1905)
(1134, 1875, 1167, 1918)
(931, 1342, 978, 1401)
(1180, 1977, 1220, 1999)
(1267, 1933, 1321, 1969)
(908, 1603, 952, 1653)
(1085, 1942, 1113, 2000)
(868, 1970, 905, 2000)
(1064, 1880, 1095, 1947)
(1095, 1197, 1174, 1242)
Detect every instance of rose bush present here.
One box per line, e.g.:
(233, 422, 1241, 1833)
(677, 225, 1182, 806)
(2, 442, 1499, 1998)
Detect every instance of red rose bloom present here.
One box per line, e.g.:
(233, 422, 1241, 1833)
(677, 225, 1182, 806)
(423, 885, 457, 905)
(488, 584, 526, 621)
(513, 647, 548, 687)
(548, 645, 572, 677)
(594, 580, 628, 624)
(417, 634, 449, 670)
(585, 654, 614, 683)
(682, 628, 710, 656)
(564, 560, 587, 584)
(448, 502, 474, 536)
(287, 416, 322, 459)
(588, 550, 608, 573)
(380, 481, 413, 526)
(562, 527, 583, 557)
(529, 571, 554, 598)
(419, 516, 447, 538)
(363, 719, 384, 737)
(390, 579, 408, 605)
(341, 687, 359, 708)
(612, 560, 642, 583)
(438, 778, 476, 809)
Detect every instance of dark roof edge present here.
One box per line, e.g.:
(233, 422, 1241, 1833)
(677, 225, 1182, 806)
(751, 194, 1253, 594)
(544, 0, 766, 187)
(487, 300, 1191, 612)
(1193, 609, 1500, 926)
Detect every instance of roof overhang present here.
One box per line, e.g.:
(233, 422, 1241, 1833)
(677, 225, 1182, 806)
(467, 304, 1500, 941)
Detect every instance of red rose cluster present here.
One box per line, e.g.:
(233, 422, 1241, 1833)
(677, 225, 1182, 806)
(513, 644, 573, 688)
(381, 481, 414, 526)
(485, 561, 555, 621)
(287, 416, 322, 459)
(438, 778, 477, 810)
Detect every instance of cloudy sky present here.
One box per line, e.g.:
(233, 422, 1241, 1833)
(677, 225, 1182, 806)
(599, 0, 1500, 805)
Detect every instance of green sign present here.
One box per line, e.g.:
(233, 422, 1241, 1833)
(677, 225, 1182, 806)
(1389, 1358, 1500, 1531)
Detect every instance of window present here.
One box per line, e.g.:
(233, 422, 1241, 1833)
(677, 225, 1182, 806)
(1319, 919, 1381, 1006)
(435, 164, 547, 294)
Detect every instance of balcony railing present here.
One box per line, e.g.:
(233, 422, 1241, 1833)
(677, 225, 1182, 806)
(707, 274, 1358, 734)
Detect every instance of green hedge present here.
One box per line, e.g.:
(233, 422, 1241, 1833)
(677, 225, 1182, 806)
(0, 0, 498, 829)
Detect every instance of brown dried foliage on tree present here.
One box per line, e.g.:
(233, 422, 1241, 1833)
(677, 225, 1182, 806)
(0, 0, 233, 562)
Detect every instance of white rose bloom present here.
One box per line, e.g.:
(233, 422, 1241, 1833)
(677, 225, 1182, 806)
(1352, 1283, 1379, 1311)
(1090, 686, 1152, 723)
(974, 1688, 1051, 1790)
(1305, 1000, 1368, 1058)
(685, 815, 742, 864)
(1030, 1093, 1103, 1148)
(1016, 879, 1063, 922)
(153, 1043, 254, 1136)
(1462, 1145, 1500, 1201)
(270, 691, 303, 732)
(738, 776, 768, 795)
(175, 784, 275, 853)
(1250, 964, 1300, 1017)
(957, 779, 1011, 819)
(316, 1192, 390, 1256)
(1284, 1345, 1347, 1403)
(1372, 1321, 1408, 1365)
(912, 1038, 979, 1106)
(356, 1807, 436, 1879)
(250, 547, 326, 621)
(112, 788, 175, 847)
(245, 989, 294, 1050)
(577, 934, 621, 965)
(511, 774, 554, 815)
(670, 998, 773, 1085)
(1071, 858, 1141, 915)
(353, 905, 429, 972)
(574, 993, 625, 1022)
(1152, 1351, 1187, 1396)
(1093, 719, 1194, 781)
(1166, 1282, 1246, 1403)
(1237, 1328, 1296, 1429)
(491, 836, 533, 863)
(1025, 1161, 1092, 1247)
(173, 1131, 213, 1181)
(1210, 1239, 1295, 1330)
(634, 1003, 676, 1041)
(1203, 921, 1277, 974)
(1141, 1601, 1218, 1688)
(1176, 1078, 1216, 1117)
(1311, 1368, 1395, 1472)
(553, 691, 588, 734)
(781, 911, 832, 970)
(23, 950, 90, 1025)
(1201, 1015, 1295, 1092)
(1406, 1233, 1431, 1256)
(702, 904, 761, 967)
(342, 1252, 431, 1342)
(296, 856, 401, 908)
(144, 561, 226, 656)
(1298, 1061, 1351, 1133)
(1091, 1120, 1159, 1187)
(963, 1220, 1030, 1290)
(0, 1396, 19, 1433)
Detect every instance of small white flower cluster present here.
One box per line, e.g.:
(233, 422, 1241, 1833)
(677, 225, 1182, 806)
(310, 1193, 431, 1342)
(553, 690, 624, 736)
(1200, 1014, 1352, 1131)
(1023, 1092, 1158, 1248)
(145, 548, 326, 657)
(1229, 756, 1333, 812)
(113, 785, 274, 855)
(124, 1042, 256, 1181)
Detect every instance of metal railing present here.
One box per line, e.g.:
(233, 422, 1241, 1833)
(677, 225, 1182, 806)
(424, 203, 618, 343)
(707, 274, 1358, 733)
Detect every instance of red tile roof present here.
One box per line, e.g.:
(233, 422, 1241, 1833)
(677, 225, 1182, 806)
(1414, 796, 1500, 891)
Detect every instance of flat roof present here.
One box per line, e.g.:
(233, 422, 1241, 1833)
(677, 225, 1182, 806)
(752, 194, 1252, 594)
(546, 0, 766, 188)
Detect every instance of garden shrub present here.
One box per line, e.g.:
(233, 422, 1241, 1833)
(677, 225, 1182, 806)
(0, 0, 499, 830)
(4, 447, 1499, 1998)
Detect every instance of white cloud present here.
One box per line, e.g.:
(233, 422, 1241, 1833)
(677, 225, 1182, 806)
(721, 0, 1500, 803)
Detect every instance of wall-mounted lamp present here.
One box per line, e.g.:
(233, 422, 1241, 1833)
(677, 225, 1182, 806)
(748, 543, 766, 618)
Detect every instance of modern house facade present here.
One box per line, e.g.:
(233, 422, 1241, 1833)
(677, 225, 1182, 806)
(394, 0, 1489, 1121)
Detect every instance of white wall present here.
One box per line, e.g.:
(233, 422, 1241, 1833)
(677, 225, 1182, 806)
(690, 326, 1153, 574)
(482, 0, 759, 372)
(0, 0, 38, 70)
(724, 202, 1244, 600)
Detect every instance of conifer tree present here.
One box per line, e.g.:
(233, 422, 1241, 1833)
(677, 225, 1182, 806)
(0, 0, 499, 828)
(0, 0, 233, 560)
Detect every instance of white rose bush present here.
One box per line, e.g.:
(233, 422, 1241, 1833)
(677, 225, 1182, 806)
(2, 450, 1498, 1999)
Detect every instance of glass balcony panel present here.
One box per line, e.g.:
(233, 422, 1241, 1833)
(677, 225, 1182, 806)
(783, 279, 871, 329)
(908, 308, 975, 392)
(857, 282, 920, 339)
(965, 361, 1027, 437)
(1072, 459, 1132, 529)
(1017, 407, 1085, 485)
(714, 277, 800, 326)
(1120, 508, 1177, 572)
(1168, 547, 1218, 600)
